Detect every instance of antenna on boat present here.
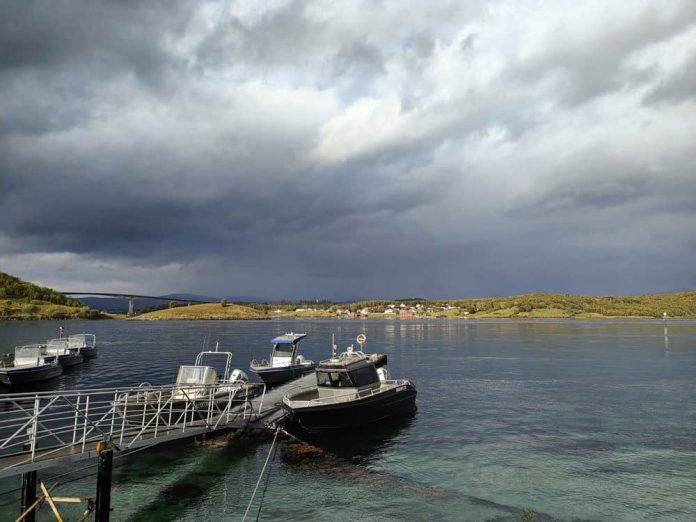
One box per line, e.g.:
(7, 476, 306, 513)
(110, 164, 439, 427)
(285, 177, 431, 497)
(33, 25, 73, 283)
(331, 333, 336, 358)
(214, 340, 219, 352)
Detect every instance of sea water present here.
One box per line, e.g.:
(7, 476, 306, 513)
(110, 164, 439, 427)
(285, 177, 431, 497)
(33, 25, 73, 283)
(0, 319, 694, 521)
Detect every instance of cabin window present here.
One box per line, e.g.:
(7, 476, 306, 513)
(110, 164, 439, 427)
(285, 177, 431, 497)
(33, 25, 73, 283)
(316, 370, 354, 387)
(349, 365, 379, 387)
(273, 345, 293, 357)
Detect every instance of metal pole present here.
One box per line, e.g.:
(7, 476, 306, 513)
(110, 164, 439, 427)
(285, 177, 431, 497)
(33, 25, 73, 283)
(95, 445, 113, 522)
(20, 471, 37, 522)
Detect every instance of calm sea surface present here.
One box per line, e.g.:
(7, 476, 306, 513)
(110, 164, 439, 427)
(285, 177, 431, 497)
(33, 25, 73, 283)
(0, 319, 695, 521)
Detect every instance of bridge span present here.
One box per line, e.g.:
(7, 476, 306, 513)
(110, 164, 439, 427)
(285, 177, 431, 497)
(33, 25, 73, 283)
(59, 292, 215, 316)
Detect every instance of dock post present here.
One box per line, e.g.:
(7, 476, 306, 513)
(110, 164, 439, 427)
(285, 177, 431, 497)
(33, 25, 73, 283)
(20, 471, 37, 522)
(95, 442, 113, 521)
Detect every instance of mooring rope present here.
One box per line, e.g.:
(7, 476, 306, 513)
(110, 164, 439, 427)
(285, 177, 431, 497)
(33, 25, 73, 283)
(242, 427, 280, 522)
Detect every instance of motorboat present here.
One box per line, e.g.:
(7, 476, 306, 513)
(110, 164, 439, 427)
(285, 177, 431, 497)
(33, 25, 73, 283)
(42, 338, 83, 367)
(282, 345, 416, 434)
(66, 334, 97, 358)
(0, 345, 63, 386)
(250, 333, 315, 386)
(115, 346, 263, 422)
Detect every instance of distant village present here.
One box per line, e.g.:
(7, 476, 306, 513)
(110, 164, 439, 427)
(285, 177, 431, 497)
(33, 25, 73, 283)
(272, 302, 464, 319)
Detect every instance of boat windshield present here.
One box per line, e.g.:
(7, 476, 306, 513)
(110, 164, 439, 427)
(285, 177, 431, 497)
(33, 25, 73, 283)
(45, 339, 69, 354)
(273, 345, 294, 358)
(349, 365, 379, 386)
(176, 366, 217, 386)
(317, 370, 354, 388)
(14, 346, 42, 366)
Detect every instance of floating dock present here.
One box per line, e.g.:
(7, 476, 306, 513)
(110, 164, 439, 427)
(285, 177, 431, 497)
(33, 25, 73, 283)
(0, 373, 314, 519)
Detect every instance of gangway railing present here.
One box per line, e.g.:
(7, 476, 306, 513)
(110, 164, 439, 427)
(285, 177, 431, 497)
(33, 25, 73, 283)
(0, 381, 265, 478)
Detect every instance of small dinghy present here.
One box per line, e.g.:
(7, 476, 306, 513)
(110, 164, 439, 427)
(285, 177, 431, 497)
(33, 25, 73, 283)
(250, 333, 315, 386)
(0, 345, 63, 386)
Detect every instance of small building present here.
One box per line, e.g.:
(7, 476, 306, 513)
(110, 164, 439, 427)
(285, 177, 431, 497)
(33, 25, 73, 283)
(399, 310, 415, 319)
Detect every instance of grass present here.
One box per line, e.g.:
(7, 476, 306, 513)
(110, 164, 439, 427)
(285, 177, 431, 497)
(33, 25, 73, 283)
(0, 299, 104, 320)
(132, 303, 267, 320)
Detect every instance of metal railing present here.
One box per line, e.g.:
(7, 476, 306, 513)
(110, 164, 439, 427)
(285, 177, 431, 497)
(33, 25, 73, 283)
(0, 381, 265, 477)
(282, 379, 412, 407)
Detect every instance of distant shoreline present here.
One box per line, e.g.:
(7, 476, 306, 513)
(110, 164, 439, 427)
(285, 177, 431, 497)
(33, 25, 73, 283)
(2, 273, 695, 321)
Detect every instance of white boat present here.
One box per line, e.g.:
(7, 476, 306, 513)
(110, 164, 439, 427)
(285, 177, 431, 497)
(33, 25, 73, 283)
(43, 338, 83, 367)
(65, 334, 97, 358)
(115, 345, 263, 420)
(250, 333, 315, 386)
(0, 345, 63, 386)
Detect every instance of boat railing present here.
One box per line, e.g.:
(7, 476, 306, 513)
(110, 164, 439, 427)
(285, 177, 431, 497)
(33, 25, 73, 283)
(66, 334, 96, 349)
(283, 379, 411, 406)
(0, 380, 265, 476)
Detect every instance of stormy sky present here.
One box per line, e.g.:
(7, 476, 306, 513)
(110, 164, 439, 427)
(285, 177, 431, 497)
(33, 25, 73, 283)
(1, 1, 695, 300)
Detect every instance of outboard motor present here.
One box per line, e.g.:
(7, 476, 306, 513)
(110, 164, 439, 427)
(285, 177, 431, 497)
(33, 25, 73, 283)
(230, 369, 249, 383)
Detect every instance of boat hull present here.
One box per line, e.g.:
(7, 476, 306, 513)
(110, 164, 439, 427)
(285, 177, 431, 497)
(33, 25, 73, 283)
(283, 383, 417, 434)
(80, 346, 98, 359)
(0, 364, 63, 386)
(250, 363, 316, 386)
(59, 353, 84, 367)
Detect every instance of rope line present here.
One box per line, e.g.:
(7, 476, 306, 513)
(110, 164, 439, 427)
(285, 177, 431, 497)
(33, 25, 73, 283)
(242, 428, 279, 522)
(254, 434, 279, 521)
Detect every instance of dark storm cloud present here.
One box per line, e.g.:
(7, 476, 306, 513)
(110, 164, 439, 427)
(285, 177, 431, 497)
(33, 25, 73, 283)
(1, 1, 695, 298)
(0, 0, 188, 77)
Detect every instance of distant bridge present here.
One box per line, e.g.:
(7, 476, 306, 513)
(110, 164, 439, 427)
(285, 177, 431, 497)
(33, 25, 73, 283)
(59, 292, 215, 316)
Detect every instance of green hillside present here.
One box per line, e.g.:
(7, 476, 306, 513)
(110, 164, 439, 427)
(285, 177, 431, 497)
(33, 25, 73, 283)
(450, 292, 696, 318)
(253, 291, 696, 319)
(0, 272, 103, 319)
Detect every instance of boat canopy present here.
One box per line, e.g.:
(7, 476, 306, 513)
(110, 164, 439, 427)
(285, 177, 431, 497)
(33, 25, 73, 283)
(271, 333, 307, 345)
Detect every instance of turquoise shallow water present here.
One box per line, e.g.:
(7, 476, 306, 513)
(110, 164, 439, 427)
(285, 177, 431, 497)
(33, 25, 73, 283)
(0, 319, 695, 521)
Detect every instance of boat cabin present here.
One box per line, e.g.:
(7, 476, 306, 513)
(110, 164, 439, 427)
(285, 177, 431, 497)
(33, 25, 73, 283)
(269, 333, 308, 367)
(315, 352, 381, 399)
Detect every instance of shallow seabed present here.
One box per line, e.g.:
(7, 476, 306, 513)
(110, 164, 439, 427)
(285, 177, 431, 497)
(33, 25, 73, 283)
(1, 319, 695, 521)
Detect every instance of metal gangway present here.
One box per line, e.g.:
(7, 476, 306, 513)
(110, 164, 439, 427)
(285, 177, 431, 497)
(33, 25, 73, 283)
(0, 381, 267, 479)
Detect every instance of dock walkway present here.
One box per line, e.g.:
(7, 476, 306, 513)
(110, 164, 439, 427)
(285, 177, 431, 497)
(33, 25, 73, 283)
(0, 374, 314, 478)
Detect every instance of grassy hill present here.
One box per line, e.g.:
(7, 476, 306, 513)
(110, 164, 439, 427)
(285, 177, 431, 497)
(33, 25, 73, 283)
(256, 291, 696, 319)
(132, 303, 267, 320)
(0, 272, 103, 319)
(451, 292, 696, 319)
